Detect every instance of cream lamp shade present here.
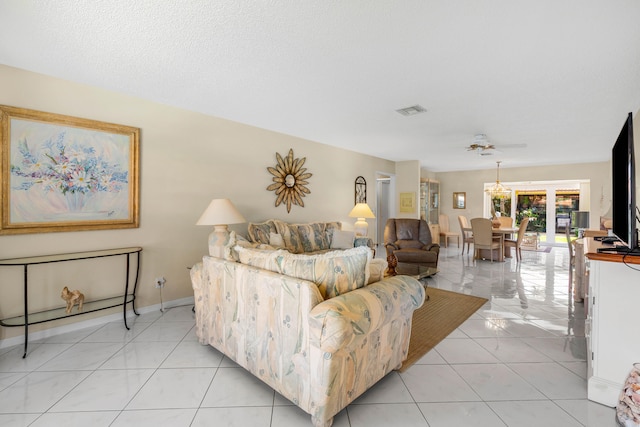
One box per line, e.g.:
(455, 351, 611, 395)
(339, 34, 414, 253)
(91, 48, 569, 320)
(196, 198, 246, 257)
(348, 203, 375, 237)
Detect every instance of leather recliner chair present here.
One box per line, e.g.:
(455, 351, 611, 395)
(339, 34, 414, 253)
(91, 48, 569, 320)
(384, 218, 440, 268)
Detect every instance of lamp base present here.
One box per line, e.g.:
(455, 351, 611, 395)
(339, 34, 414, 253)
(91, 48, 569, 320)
(208, 225, 231, 258)
(353, 218, 368, 237)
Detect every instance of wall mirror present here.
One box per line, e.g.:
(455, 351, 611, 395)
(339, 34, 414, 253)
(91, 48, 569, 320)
(453, 192, 466, 209)
(355, 176, 366, 204)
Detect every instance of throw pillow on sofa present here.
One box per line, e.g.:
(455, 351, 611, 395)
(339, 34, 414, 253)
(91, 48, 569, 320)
(274, 246, 372, 299)
(331, 230, 355, 249)
(273, 220, 343, 253)
(248, 220, 277, 245)
(293, 223, 328, 252)
(273, 220, 305, 253)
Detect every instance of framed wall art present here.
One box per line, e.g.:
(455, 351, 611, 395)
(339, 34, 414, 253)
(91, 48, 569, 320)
(453, 192, 466, 209)
(0, 105, 140, 234)
(399, 192, 416, 214)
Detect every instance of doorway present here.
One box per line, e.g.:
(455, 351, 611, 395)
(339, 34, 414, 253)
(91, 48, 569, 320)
(376, 173, 395, 246)
(485, 179, 590, 246)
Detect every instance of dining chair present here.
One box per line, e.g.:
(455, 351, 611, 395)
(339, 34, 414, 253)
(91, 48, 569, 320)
(504, 217, 530, 262)
(471, 217, 503, 262)
(497, 216, 514, 228)
(438, 214, 460, 248)
(458, 215, 473, 254)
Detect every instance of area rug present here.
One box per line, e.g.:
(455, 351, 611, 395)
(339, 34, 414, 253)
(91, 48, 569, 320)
(400, 287, 488, 372)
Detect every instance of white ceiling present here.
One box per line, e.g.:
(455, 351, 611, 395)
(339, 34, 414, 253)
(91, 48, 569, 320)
(1, 1, 640, 172)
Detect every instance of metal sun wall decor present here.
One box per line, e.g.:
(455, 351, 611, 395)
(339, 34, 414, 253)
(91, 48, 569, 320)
(266, 149, 312, 213)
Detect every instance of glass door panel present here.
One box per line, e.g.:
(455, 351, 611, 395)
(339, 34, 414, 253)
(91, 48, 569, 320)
(491, 197, 512, 218)
(516, 192, 547, 240)
(555, 192, 580, 241)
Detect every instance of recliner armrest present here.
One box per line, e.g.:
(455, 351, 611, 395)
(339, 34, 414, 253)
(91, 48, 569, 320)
(422, 243, 440, 252)
(385, 243, 399, 252)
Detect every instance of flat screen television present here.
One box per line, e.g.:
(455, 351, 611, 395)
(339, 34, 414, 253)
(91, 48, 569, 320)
(611, 112, 638, 250)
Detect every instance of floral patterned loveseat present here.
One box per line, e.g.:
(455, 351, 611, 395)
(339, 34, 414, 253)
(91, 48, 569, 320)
(191, 245, 425, 427)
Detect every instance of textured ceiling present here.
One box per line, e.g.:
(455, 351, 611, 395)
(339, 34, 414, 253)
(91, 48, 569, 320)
(1, 1, 640, 172)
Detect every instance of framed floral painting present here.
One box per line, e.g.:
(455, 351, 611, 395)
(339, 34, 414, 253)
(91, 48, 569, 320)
(0, 105, 140, 234)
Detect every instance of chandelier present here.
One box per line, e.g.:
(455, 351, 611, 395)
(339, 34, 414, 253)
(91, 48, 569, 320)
(485, 161, 511, 199)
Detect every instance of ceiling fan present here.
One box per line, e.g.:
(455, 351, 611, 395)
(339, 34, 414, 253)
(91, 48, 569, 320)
(466, 134, 526, 156)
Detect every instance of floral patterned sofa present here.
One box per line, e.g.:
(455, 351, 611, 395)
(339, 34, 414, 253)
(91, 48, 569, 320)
(245, 219, 373, 253)
(191, 244, 425, 427)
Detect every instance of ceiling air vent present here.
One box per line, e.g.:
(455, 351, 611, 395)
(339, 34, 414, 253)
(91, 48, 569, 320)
(395, 104, 427, 116)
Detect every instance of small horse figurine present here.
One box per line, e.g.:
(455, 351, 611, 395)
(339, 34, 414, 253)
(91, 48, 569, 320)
(61, 286, 84, 313)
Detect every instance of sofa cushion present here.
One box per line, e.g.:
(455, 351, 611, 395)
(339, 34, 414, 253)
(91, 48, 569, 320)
(221, 232, 276, 261)
(367, 258, 387, 284)
(396, 239, 424, 249)
(269, 232, 285, 248)
(235, 246, 287, 271)
(275, 246, 372, 299)
(273, 220, 305, 253)
(325, 221, 342, 242)
(295, 223, 329, 252)
(331, 230, 355, 249)
(248, 220, 277, 245)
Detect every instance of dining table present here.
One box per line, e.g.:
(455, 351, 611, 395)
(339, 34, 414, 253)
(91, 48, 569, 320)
(462, 226, 519, 261)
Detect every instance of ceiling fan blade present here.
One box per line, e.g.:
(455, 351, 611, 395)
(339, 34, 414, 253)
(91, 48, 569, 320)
(496, 143, 527, 149)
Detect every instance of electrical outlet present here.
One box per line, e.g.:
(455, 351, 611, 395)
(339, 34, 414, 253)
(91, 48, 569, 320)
(154, 277, 166, 288)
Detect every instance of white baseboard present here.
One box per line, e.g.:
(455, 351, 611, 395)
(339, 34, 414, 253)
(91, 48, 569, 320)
(588, 376, 620, 408)
(0, 296, 194, 350)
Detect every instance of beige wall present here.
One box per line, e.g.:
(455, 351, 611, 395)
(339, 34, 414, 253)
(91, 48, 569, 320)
(395, 160, 421, 219)
(0, 64, 628, 343)
(0, 65, 396, 341)
(436, 162, 611, 230)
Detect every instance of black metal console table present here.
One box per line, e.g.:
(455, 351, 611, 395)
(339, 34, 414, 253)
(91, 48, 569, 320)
(0, 247, 142, 357)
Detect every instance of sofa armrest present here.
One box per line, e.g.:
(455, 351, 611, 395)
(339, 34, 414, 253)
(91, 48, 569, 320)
(354, 237, 374, 249)
(309, 275, 425, 352)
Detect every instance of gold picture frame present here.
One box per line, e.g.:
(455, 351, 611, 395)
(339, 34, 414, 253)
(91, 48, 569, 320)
(0, 105, 140, 234)
(399, 192, 416, 213)
(453, 192, 466, 209)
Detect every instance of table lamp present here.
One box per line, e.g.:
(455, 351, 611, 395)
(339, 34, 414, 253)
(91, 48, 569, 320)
(348, 203, 375, 237)
(196, 198, 246, 257)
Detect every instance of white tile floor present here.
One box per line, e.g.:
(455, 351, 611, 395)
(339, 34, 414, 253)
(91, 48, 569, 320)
(0, 245, 618, 426)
